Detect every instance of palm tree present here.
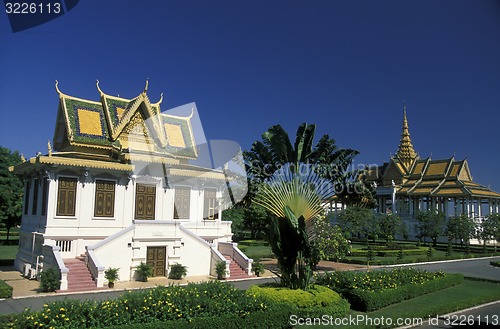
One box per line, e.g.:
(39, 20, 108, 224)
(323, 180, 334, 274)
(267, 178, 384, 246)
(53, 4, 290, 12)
(244, 123, 372, 205)
(255, 167, 330, 290)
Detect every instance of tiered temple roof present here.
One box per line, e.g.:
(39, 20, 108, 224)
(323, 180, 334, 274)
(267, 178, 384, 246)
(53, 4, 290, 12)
(366, 107, 500, 199)
(52, 80, 197, 160)
(11, 81, 228, 181)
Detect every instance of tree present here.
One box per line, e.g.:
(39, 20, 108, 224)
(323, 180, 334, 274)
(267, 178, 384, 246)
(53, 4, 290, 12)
(478, 214, 500, 253)
(243, 204, 273, 239)
(311, 217, 351, 261)
(0, 146, 23, 241)
(446, 214, 477, 249)
(334, 206, 374, 240)
(416, 210, 445, 246)
(222, 207, 246, 240)
(223, 204, 273, 240)
(378, 213, 401, 243)
(244, 123, 371, 205)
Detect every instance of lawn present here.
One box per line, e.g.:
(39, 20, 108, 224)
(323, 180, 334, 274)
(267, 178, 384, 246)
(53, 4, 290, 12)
(300, 279, 500, 328)
(0, 245, 18, 260)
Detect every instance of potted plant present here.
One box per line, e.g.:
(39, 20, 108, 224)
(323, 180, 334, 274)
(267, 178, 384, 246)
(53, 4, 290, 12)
(135, 262, 153, 282)
(251, 261, 265, 277)
(168, 263, 188, 280)
(104, 267, 119, 288)
(215, 261, 227, 280)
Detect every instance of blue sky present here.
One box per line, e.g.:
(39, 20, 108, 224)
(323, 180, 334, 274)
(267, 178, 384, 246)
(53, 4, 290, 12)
(1, 1, 500, 191)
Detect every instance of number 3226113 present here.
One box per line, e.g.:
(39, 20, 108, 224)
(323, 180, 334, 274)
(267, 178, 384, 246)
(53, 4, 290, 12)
(5, 2, 61, 14)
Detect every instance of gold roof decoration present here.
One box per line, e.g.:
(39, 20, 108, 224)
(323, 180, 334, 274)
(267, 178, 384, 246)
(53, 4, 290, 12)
(365, 103, 500, 199)
(52, 81, 198, 160)
(395, 104, 418, 171)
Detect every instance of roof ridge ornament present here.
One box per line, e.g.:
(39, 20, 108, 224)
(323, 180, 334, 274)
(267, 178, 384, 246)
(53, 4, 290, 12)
(96, 79, 104, 95)
(143, 79, 149, 94)
(55, 80, 64, 97)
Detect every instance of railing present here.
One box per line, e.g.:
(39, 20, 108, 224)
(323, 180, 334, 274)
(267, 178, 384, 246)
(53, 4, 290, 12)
(210, 246, 229, 277)
(42, 244, 69, 290)
(86, 249, 105, 288)
(218, 242, 253, 276)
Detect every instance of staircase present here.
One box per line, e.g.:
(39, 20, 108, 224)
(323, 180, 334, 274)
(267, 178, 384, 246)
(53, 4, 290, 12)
(223, 255, 254, 280)
(58, 258, 102, 292)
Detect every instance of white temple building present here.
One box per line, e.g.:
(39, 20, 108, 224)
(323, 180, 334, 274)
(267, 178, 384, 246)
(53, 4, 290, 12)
(11, 81, 252, 291)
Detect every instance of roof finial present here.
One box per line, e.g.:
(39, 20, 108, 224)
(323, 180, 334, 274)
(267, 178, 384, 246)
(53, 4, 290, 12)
(47, 140, 52, 156)
(55, 80, 62, 96)
(395, 102, 417, 171)
(143, 79, 149, 93)
(96, 79, 104, 95)
(21, 154, 26, 162)
(156, 92, 163, 104)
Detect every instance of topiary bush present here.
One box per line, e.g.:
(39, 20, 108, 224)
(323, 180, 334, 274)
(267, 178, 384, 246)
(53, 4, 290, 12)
(0, 279, 13, 298)
(39, 267, 60, 292)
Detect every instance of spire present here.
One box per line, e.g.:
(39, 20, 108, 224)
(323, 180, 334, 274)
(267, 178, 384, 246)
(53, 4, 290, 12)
(396, 103, 417, 170)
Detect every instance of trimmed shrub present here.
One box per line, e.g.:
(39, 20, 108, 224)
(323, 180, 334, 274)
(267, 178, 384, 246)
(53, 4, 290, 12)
(238, 240, 270, 247)
(348, 273, 464, 311)
(350, 246, 428, 257)
(39, 267, 60, 292)
(0, 279, 13, 298)
(247, 284, 350, 319)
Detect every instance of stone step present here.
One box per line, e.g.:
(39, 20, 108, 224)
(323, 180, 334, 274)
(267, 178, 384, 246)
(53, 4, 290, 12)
(61, 258, 98, 293)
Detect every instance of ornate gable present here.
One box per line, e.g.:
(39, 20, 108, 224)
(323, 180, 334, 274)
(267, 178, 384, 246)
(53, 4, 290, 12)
(53, 81, 198, 160)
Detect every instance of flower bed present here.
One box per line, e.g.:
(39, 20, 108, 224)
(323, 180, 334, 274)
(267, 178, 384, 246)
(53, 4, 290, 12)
(315, 268, 464, 311)
(15, 282, 275, 328)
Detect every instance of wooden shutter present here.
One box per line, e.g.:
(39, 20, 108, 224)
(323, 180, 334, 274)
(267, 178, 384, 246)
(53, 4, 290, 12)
(174, 186, 190, 219)
(203, 188, 218, 220)
(56, 177, 77, 216)
(135, 184, 156, 220)
(94, 180, 115, 217)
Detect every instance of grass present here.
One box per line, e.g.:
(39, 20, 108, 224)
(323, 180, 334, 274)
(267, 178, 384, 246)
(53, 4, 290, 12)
(0, 245, 18, 260)
(300, 279, 500, 328)
(241, 244, 275, 260)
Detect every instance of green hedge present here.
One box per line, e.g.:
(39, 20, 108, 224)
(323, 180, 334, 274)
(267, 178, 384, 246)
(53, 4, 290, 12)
(247, 285, 342, 308)
(104, 303, 294, 329)
(247, 284, 350, 320)
(238, 240, 270, 247)
(350, 247, 428, 257)
(0, 279, 13, 298)
(348, 273, 464, 311)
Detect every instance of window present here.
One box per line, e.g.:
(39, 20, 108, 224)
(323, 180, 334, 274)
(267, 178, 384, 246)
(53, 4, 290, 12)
(94, 180, 116, 217)
(41, 178, 49, 216)
(174, 186, 190, 219)
(24, 181, 30, 215)
(135, 184, 156, 220)
(55, 240, 72, 252)
(56, 177, 77, 216)
(203, 188, 218, 220)
(32, 179, 39, 215)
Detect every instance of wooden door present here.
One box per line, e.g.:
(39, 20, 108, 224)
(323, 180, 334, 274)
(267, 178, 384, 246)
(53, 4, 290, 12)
(146, 246, 166, 277)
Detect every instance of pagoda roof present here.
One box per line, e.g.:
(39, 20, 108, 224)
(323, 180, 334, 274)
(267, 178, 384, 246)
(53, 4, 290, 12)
(53, 80, 197, 160)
